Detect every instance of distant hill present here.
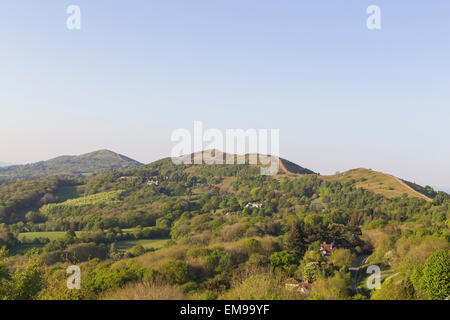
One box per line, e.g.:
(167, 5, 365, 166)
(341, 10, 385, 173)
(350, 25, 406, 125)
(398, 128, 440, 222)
(438, 187, 450, 194)
(321, 168, 433, 201)
(0, 162, 12, 167)
(175, 150, 315, 175)
(278, 157, 315, 175)
(0, 150, 142, 182)
(160, 151, 436, 200)
(0, 149, 437, 201)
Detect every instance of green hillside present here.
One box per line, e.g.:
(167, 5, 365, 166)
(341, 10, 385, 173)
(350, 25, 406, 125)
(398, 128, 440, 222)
(177, 150, 315, 175)
(0, 149, 142, 182)
(321, 168, 433, 201)
(0, 151, 448, 301)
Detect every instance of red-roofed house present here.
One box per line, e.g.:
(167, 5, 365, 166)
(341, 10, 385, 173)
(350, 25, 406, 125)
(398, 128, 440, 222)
(284, 279, 313, 296)
(297, 280, 313, 295)
(320, 241, 336, 258)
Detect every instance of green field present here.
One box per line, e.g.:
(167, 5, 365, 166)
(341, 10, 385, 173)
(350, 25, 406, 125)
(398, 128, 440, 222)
(115, 239, 169, 252)
(120, 228, 135, 234)
(40, 190, 124, 214)
(19, 231, 85, 241)
(17, 232, 168, 255)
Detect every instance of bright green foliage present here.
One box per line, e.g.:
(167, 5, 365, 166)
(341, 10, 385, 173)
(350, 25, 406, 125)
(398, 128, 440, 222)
(0, 247, 9, 283)
(0, 152, 449, 300)
(244, 239, 262, 254)
(328, 249, 356, 270)
(129, 245, 145, 257)
(78, 261, 150, 299)
(0, 253, 44, 300)
(163, 259, 191, 285)
(206, 247, 233, 274)
(270, 251, 298, 272)
(421, 250, 450, 300)
(371, 278, 415, 300)
(311, 272, 352, 300)
(41, 190, 124, 214)
(303, 262, 320, 282)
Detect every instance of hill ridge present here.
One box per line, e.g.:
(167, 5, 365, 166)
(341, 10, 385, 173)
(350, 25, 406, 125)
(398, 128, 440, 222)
(0, 149, 438, 200)
(321, 168, 433, 201)
(174, 149, 315, 175)
(0, 149, 142, 182)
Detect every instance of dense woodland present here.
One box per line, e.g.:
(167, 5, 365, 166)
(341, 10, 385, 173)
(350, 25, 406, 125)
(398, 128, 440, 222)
(0, 158, 449, 300)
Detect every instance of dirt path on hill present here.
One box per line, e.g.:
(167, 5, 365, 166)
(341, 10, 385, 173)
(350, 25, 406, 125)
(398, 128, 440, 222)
(389, 175, 432, 201)
(385, 272, 400, 282)
(279, 159, 288, 173)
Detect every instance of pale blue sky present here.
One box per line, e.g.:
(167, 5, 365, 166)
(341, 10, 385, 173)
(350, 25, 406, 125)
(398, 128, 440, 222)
(1, 1, 449, 191)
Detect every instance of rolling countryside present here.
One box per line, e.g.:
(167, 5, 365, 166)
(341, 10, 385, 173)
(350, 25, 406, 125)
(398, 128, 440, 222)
(0, 150, 448, 300)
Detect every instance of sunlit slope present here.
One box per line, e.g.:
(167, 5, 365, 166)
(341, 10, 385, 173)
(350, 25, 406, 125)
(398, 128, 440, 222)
(321, 168, 432, 201)
(174, 152, 431, 201)
(176, 150, 315, 175)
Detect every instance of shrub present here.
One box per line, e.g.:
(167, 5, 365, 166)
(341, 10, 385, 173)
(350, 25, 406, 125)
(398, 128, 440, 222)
(270, 251, 298, 271)
(79, 261, 148, 299)
(310, 273, 352, 300)
(221, 266, 299, 300)
(162, 259, 191, 285)
(371, 278, 415, 300)
(328, 249, 356, 270)
(303, 262, 320, 282)
(129, 245, 146, 257)
(247, 253, 269, 267)
(0, 253, 44, 300)
(421, 250, 450, 300)
(180, 281, 198, 294)
(66, 242, 108, 263)
(244, 238, 262, 254)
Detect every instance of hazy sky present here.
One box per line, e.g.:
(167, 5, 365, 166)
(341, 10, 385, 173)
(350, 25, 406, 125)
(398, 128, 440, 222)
(1, 1, 449, 191)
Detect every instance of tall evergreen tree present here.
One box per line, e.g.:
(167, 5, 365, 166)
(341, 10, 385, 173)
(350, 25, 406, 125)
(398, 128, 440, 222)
(285, 221, 307, 257)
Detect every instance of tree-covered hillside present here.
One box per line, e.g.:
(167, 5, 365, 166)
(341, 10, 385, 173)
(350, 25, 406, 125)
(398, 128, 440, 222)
(0, 155, 448, 300)
(0, 150, 142, 183)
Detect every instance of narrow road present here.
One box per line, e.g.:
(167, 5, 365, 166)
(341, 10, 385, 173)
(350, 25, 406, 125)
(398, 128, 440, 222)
(350, 255, 368, 295)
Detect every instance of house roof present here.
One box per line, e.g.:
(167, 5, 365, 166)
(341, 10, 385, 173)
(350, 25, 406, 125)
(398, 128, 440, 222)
(320, 241, 335, 252)
(298, 281, 312, 290)
(285, 278, 300, 285)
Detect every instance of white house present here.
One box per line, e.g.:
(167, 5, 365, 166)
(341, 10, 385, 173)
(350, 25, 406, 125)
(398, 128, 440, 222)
(147, 179, 159, 186)
(245, 202, 264, 210)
